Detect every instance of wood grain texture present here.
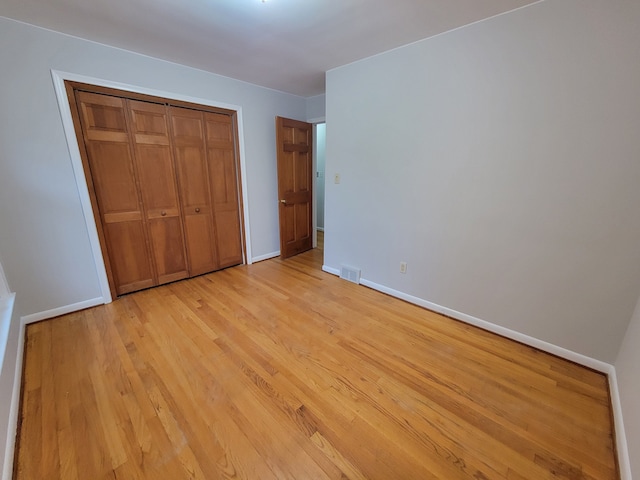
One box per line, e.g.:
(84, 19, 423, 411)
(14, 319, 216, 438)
(276, 116, 313, 259)
(15, 233, 618, 479)
(69, 83, 244, 297)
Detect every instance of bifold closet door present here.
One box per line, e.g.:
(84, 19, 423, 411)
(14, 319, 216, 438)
(169, 107, 220, 276)
(74, 86, 244, 296)
(128, 100, 189, 286)
(204, 112, 244, 268)
(76, 92, 155, 295)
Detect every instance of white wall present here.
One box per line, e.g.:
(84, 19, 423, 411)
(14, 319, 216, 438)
(617, 296, 640, 478)
(306, 94, 326, 121)
(0, 17, 306, 319)
(325, 0, 640, 364)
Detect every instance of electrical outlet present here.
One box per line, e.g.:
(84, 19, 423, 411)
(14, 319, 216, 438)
(400, 262, 407, 274)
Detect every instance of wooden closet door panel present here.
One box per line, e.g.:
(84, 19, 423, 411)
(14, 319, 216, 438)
(85, 142, 139, 215)
(204, 113, 243, 268)
(207, 147, 243, 267)
(182, 210, 217, 276)
(76, 91, 155, 294)
(170, 107, 219, 276)
(105, 222, 155, 294)
(129, 100, 188, 285)
(147, 216, 188, 284)
(78, 92, 129, 143)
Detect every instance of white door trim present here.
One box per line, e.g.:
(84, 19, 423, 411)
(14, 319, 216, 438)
(0, 262, 9, 300)
(50, 70, 253, 303)
(309, 117, 325, 250)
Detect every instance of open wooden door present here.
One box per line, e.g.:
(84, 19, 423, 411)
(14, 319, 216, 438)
(276, 116, 313, 258)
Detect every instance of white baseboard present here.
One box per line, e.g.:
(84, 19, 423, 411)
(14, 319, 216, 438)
(0, 293, 16, 480)
(21, 297, 104, 325)
(322, 265, 340, 276)
(363, 278, 613, 372)
(2, 316, 26, 480)
(325, 266, 612, 372)
(252, 251, 280, 263)
(608, 368, 632, 480)
(321, 267, 631, 474)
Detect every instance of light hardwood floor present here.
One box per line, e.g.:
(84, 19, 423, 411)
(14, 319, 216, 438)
(15, 233, 618, 479)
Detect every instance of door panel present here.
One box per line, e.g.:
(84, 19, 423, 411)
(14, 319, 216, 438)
(205, 113, 243, 268)
(170, 107, 220, 276)
(295, 203, 310, 240)
(276, 116, 313, 258)
(129, 100, 188, 285)
(78, 93, 129, 142)
(214, 210, 243, 266)
(182, 212, 217, 276)
(76, 91, 155, 295)
(148, 216, 188, 284)
(85, 142, 139, 214)
(282, 205, 296, 243)
(105, 222, 155, 294)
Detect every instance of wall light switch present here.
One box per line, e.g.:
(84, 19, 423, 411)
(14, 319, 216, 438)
(334, 173, 340, 184)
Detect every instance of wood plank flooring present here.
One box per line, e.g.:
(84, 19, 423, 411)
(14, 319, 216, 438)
(15, 234, 618, 479)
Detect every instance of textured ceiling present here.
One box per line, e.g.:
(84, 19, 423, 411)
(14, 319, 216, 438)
(0, 0, 540, 97)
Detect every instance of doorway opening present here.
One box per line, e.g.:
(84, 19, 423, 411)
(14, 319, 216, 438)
(315, 123, 326, 235)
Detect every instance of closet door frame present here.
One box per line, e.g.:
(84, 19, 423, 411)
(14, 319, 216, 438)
(56, 72, 249, 302)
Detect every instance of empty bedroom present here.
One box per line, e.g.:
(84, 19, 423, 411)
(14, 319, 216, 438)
(0, 0, 639, 478)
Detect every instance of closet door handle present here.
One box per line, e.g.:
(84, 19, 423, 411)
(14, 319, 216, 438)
(195, 208, 201, 213)
(161, 211, 167, 216)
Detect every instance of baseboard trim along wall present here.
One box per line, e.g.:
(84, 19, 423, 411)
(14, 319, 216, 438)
(252, 251, 280, 263)
(0, 293, 16, 480)
(323, 265, 609, 370)
(607, 368, 632, 480)
(321, 264, 631, 479)
(2, 315, 26, 480)
(322, 265, 340, 276)
(21, 297, 104, 325)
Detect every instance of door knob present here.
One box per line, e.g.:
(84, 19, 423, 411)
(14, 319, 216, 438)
(161, 211, 167, 216)
(280, 199, 286, 204)
(195, 208, 201, 213)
